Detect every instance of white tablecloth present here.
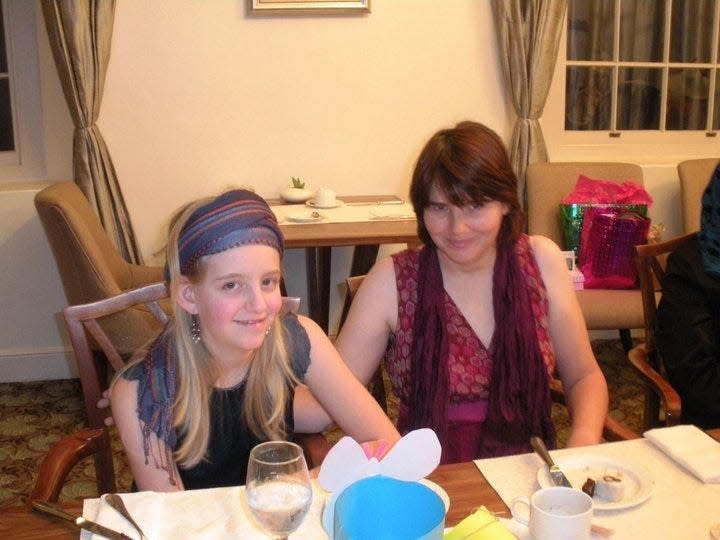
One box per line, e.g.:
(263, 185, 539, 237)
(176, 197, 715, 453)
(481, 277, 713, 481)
(270, 202, 416, 225)
(475, 438, 720, 539)
(81, 480, 330, 539)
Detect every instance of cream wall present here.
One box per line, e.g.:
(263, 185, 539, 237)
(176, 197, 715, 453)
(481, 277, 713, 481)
(99, 0, 506, 260)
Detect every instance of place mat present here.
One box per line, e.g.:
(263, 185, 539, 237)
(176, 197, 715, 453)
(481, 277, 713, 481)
(270, 202, 416, 225)
(474, 439, 720, 539)
(81, 480, 330, 539)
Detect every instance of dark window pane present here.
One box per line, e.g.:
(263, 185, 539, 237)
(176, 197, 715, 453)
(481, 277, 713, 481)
(568, 0, 614, 61)
(619, 0, 665, 62)
(617, 68, 662, 130)
(666, 68, 710, 130)
(670, 0, 714, 63)
(566, 66, 612, 130)
(0, 78, 14, 151)
(714, 70, 720, 130)
(0, 3, 7, 73)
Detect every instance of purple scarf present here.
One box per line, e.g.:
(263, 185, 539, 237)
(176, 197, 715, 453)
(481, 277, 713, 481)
(407, 238, 555, 457)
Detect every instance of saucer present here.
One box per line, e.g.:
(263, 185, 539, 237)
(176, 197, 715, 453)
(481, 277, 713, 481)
(286, 211, 324, 223)
(306, 199, 345, 209)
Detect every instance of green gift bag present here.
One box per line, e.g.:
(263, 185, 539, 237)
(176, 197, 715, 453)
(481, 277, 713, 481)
(559, 203, 648, 257)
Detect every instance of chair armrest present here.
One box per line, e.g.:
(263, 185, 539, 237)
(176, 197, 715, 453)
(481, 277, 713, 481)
(602, 415, 641, 441)
(550, 377, 639, 441)
(28, 429, 108, 505)
(628, 345, 682, 426)
(294, 432, 331, 470)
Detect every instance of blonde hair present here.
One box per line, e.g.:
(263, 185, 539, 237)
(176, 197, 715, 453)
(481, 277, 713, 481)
(123, 193, 299, 470)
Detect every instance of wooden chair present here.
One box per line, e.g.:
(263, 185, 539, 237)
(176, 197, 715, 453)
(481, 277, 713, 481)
(677, 158, 719, 233)
(342, 275, 637, 442)
(628, 234, 693, 430)
(526, 162, 647, 352)
(29, 282, 327, 501)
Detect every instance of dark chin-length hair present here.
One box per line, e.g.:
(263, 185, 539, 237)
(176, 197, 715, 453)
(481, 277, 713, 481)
(409, 121, 524, 248)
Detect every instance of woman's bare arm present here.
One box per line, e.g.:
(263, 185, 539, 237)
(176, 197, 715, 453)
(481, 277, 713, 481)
(530, 235, 609, 446)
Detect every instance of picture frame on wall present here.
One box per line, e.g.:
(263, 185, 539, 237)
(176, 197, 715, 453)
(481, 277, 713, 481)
(247, 0, 370, 16)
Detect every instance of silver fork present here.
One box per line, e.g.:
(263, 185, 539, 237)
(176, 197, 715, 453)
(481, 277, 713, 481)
(104, 493, 148, 540)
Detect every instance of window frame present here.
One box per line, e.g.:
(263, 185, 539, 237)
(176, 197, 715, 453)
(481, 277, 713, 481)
(0, 0, 46, 181)
(542, 1, 720, 162)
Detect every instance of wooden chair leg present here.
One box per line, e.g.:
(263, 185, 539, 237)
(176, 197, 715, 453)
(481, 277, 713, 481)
(618, 329, 634, 354)
(370, 367, 388, 413)
(93, 429, 117, 495)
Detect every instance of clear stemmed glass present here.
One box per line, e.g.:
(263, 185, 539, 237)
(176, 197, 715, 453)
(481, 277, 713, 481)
(246, 441, 313, 539)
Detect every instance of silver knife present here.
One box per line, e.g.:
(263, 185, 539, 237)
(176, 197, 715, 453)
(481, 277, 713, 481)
(530, 436, 573, 488)
(32, 500, 134, 539)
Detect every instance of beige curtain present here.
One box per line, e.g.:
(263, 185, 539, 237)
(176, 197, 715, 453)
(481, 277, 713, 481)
(42, 0, 143, 263)
(492, 0, 567, 208)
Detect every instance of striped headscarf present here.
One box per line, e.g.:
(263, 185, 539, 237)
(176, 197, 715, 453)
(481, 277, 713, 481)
(699, 164, 720, 278)
(177, 189, 283, 276)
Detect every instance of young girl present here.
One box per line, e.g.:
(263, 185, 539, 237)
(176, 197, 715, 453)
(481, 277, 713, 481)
(111, 189, 399, 491)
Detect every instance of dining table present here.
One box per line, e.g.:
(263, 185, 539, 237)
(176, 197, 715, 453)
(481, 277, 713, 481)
(2, 428, 718, 539)
(268, 194, 419, 334)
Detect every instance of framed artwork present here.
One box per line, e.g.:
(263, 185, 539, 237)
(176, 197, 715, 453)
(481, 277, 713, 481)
(247, 0, 370, 15)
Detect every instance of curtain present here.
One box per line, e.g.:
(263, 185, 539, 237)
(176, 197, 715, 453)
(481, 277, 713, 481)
(41, 0, 143, 264)
(492, 0, 567, 209)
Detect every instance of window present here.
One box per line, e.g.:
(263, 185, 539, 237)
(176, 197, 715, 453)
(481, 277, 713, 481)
(0, 1, 15, 153)
(565, 0, 720, 134)
(0, 0, 45, 180)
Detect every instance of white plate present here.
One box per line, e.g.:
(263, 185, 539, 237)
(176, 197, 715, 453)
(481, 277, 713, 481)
(321, 479, 449, 537)
(286, 211, 324, 223)
(306, 199, 345, 209)
(536, 454, 654, 511)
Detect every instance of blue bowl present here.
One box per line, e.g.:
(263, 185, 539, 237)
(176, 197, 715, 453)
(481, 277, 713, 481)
(333, 476, 445, 539)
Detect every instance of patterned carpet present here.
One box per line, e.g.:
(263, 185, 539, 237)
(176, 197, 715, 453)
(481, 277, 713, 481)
(0, 339, 645, 508)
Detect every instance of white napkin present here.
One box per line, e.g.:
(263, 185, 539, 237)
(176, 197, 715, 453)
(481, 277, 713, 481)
(81, 481, 329, 539)
(644, 425, 720, 483)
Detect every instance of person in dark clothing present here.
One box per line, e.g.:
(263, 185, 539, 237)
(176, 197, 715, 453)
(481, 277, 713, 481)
(657, 164, 720, 428)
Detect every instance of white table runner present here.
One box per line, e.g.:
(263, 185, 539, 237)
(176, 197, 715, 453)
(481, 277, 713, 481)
(81, 480, 330, 539)
(270, 202, 416, 225)
(475, 438, 720, 539)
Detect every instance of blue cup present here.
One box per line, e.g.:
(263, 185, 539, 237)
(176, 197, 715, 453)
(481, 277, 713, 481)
(333, 476, 445, 539)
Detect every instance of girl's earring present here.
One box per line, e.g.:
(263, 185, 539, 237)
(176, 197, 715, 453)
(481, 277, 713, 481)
(191, 315, 202, 343)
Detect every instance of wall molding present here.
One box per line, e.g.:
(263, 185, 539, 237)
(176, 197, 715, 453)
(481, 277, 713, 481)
(0, 346, 76, 382)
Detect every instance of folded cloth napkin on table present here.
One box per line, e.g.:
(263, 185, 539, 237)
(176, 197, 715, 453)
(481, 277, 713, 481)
(644, 425, 720, 483)
(444, 506, 518, 540)
(81, 482, 329, 539)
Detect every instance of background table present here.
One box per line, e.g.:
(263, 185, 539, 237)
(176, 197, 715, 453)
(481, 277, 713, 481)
(273, 195, 420, 333)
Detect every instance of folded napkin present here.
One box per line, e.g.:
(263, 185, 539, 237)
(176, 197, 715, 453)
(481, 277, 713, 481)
(444, 507, 518, 540)
(81, 482, 329, 539)
(644, 425, 720, 483)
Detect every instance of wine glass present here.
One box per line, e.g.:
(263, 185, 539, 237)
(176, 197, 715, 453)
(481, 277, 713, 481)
(246, 441, 313, 539)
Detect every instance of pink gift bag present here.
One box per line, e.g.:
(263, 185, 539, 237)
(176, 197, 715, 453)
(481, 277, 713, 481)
(578, 207, 651, 289)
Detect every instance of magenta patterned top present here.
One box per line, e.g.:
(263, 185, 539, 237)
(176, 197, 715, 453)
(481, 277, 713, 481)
(383, 235, 556, 460)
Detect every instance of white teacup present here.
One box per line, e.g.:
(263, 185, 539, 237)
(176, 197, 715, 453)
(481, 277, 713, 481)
(314, 187, 337, 207)
(511, 486, 593, 540)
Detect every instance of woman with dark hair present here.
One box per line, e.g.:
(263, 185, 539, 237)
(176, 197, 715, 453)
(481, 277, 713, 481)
(336, 121, 608, 462)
